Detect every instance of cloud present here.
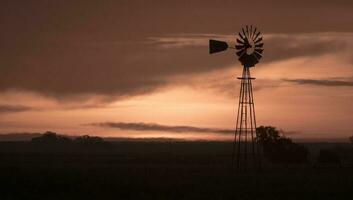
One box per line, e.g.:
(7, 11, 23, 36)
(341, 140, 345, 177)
(190, 76, 284, 97)
(0, 105, 34, 113)
(2, 32, 352, 102)
(89, 122, 234, 135)
(285, 78, 353, 87)
(1, 0, 353, 101)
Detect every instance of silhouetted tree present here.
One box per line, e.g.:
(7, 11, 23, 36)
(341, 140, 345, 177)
(349, 136, 353, 144)
(29, 131, 110, 153)
(256, 126, 280, 146)
(256, 126, 309, 164)
(74, 135, 106, 146)
(31, 131, 72, 144)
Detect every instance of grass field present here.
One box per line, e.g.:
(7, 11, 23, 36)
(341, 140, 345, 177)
(0, 141, 352, 200)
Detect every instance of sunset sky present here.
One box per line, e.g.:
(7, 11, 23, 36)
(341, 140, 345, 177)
(1, 1, 353, 141)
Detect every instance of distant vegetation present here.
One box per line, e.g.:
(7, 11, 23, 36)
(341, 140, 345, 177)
(256, 126, 309, 164)
(31, 131, 72, 144)
(74, 134, 105, 145)
(29, 131, 109, 152)
(0, 129, 351, 166)
(31, 131, 105, 145)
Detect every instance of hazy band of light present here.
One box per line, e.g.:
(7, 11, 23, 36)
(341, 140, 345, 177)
(89, 122, 234, 135)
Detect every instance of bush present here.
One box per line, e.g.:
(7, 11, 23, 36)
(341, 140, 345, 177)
(74, 135, 105, 145)
(256, 126, 309, 164)
(31, 131, 72, 144)
(31, 132, 108, 150)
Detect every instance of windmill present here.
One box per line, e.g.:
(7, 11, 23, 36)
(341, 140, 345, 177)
(209, 25, 264, 171)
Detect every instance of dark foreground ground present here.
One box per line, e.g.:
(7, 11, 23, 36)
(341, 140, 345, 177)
(0, 141, 352, 200)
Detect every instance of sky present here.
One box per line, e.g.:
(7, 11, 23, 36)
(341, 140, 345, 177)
(1, 0, 353, 141)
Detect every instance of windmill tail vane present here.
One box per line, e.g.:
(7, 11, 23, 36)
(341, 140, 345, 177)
(209, 25, 264, 171)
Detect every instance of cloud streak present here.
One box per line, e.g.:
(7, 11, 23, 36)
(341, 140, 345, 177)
(0, 105, 33, 113)
(89, 122, 234, 135)
(285, 78, 353, 87)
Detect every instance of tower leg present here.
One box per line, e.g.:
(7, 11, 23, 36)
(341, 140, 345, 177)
(232, 67, 261, 172)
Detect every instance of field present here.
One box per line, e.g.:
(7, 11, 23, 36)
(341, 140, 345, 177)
(0, 141, 352, 200)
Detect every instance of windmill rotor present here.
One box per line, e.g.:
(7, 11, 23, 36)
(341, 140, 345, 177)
(235, 26, 264, 68)
(208, 26, 264, 68)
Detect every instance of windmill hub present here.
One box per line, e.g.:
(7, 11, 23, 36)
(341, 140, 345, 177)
(246, 41, 254, 55)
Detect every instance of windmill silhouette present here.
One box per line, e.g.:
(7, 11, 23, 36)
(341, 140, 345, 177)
(209, 25, 264, 171)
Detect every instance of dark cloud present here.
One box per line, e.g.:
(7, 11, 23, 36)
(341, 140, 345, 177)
(90, 122, 234, 135)
(0, 105, 33, 113)
(0, 40, 235, 99)
(285, 78, 353, 87)
(262, 34, 351, 64)
(2, 33, 350, 100)
(0, 1, 353, 100)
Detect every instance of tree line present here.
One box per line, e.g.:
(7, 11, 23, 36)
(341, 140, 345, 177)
(31, 131, 107, 147)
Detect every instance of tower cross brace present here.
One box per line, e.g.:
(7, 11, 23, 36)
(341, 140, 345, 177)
(232, 67, 261, 171)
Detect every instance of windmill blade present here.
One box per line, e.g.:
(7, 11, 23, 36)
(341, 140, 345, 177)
(254, 48, 263, 54)
(242, 28, 246, 39)
(254, 31, 261, 41)
(244, 36, 249, 44)
(254, 38, 263, 44)
(246, 25, 249, 38)
(236, 49, 245, 57)
(254, 51, 262, 60)
(236, 38, 244, 45)
(255, 43, 264, 48)
(252, 27, 257, 40)
(249, 25, 253, 38)
(209, 39, 229, 54)
(254, 37, 262, 44)
(254, 52, 262, 60)
(238, 32, 245, 41)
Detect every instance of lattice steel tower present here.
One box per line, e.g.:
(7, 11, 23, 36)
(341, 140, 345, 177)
(209, 25, 264, 171)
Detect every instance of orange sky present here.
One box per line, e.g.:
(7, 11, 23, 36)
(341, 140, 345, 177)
(1, 1, 353, 141)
